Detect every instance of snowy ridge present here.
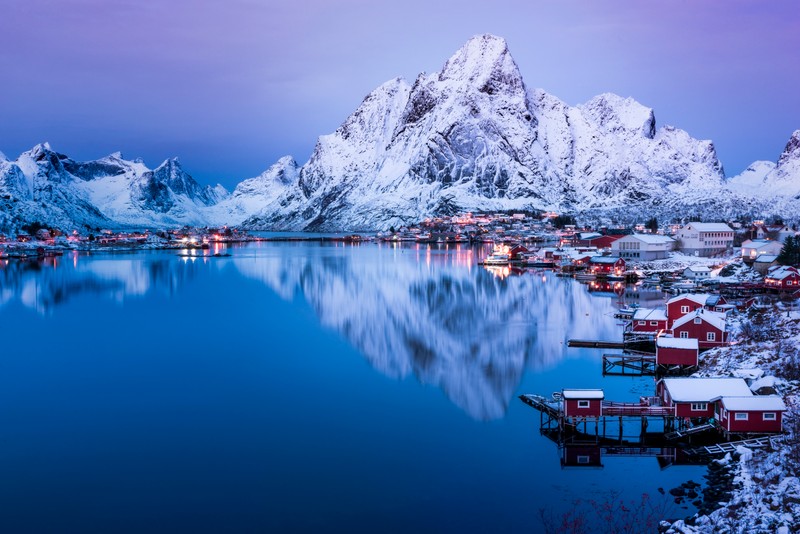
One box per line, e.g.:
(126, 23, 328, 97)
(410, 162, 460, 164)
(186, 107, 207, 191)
(0, 143, 228, 231)
(2, 35, 799, 231)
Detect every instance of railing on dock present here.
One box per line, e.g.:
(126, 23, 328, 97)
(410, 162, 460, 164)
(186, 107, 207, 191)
(601, 401, 675, 417)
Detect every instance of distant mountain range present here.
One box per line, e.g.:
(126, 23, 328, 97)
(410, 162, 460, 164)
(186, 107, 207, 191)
(1, 34, 798, 233)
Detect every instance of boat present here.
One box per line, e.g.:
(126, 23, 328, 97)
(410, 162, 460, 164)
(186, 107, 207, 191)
(480, 253, 510, 266)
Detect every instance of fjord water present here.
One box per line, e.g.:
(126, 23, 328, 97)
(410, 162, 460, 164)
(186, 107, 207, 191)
(0, 241, 701, 532)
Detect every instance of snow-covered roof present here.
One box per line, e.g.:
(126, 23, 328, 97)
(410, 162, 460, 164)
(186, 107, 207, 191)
(562, 389, 604, 400)
(660, 378, 751, 402)
(766, 266, 799, 281)
(754, 254, 779, 263)
(656, 336, 699, 350)
(577, 232, 602, 240)
(590, 256, 622, 264)
(623, 234, 675, 245)
(672, 308, 727, 331)
(666, 293, 714, 306)
(684, 222, 733, 233)
(685, 265, 711, 273)
(719, 396, 786, 411)
(633, 308, 668, 322)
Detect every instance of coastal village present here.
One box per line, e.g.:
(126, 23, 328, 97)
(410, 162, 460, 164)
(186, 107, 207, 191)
(3, 212, 800, 529)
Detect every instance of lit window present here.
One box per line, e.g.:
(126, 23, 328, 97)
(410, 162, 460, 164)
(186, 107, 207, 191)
(735, 413, 748, 421)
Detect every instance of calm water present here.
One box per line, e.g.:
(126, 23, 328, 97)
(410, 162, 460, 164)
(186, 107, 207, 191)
(0, 240, 703, 533)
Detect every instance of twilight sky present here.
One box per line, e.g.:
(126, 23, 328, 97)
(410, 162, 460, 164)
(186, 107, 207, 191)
(1, 0, 798, 189)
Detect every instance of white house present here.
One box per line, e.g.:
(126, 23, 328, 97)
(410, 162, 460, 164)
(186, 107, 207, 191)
(677, 223, 734, 257)
(683, 265, 712, 280)
(741, 239, 784, 261)
(611, 234, 676, 261)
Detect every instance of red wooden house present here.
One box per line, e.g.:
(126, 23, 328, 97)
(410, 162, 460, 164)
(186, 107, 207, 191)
(671, 308, 729, 349)
(656, 377, 752, 419)
(716, 396, 786, 436)
(627, 308, 668, 334)
(764, 266, 800, 291)
(666, 294, 728, 326)
(655, 336, 699, 367)
(562, 389, 604, 418)
(588, 256, 625, 276)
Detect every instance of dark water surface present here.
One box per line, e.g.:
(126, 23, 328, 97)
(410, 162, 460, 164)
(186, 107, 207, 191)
(0, 240, 702, 532)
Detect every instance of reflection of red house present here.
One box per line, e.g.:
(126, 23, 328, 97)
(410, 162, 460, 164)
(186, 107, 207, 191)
(628, 308, 668, 334)
(561, 445, 603, 468)
(666, 294, 728, 326)
(562, 389, 604, 418)
(588, 256, 625, 276)
(657, 378, 751, 419)
(671, 309, 729, 349)
(655, 336, 699, 367)
(717, 396, 786, 435)
(764, 266, 800, 291)
(508, 245, 529, 261)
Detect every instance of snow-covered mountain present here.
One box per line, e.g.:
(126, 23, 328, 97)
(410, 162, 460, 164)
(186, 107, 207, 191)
(0, 143, 227, 231)
(240, 34, 736, 231)
(2, 35, 799, 232)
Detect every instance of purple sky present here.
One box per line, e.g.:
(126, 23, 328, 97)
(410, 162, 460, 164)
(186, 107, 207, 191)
(1, 0, 798, 189)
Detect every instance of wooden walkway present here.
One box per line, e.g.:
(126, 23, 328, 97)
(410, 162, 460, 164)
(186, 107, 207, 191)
(519, 394, 560, 419)
(568, 339, 625, 349)
(664, 423, 716, 440)
(684, 435, 781, 456)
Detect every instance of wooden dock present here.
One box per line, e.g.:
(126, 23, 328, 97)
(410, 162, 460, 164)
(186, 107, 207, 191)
(684, 435, 782, 456)
(568, 340, 625, 349)
(601, 401, 675, 417)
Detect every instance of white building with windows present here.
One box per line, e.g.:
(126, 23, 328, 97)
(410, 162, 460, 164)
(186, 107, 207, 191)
(677, 222, 734, 257)
(610, 234, 675, 261)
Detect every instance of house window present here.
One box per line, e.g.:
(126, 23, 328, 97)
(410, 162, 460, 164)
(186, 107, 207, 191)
(735, 413, 748, 421)
(690, 403, 708, 411)
(680, 331, 689, 339)
(707, 332, 716, 342)
(577, 455, 590, 464)
(638, 321, 646, 325)
(681, 305, 690, 313)
(763, 413, 777, 421)
(650, 321, 658, 326)
(577, 400, 590, 408)
(694, 318, 702, 324)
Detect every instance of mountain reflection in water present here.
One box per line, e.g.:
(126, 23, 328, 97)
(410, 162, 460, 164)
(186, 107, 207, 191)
(0, 244, 627, 421)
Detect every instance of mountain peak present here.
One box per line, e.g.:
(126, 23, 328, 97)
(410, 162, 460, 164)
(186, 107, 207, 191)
(438, 34, 519, 88)
(778, 130, 800, 167)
